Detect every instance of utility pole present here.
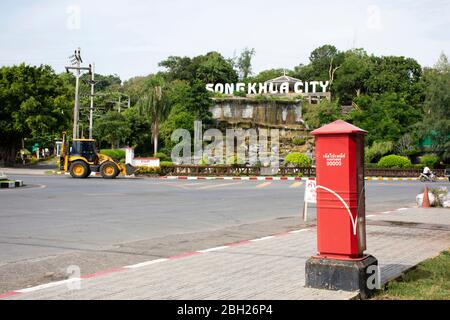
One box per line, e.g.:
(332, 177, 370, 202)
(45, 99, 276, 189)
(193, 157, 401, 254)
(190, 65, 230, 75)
(88, 63, 98, 139)
(111, 94, 130, 113)
(65, 48, 91, 140)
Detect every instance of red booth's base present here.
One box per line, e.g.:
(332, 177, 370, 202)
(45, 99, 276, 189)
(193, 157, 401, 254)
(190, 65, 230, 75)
(305, 254, 378, 299)
(313, 254, 369, 261)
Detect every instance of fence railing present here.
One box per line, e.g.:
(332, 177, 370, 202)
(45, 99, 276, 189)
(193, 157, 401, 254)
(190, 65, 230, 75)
(158, 165, 445, 177)
(365, 168, 445, 177)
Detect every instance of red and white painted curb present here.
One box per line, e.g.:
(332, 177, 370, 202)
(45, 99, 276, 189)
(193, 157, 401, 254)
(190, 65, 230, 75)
(161, 176, 447, 181)
(160, 176, 306, 181)
(0, 206, 415, 299)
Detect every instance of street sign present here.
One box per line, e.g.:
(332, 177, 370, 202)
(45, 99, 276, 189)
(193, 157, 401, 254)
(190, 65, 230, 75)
(133, 157, 160, 167)
(303, 178, 316, 221)
(304, 178, 317, 204)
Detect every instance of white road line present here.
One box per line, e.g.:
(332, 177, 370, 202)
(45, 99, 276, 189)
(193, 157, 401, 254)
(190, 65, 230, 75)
(288, 229, 309, 234)
(255, 182, 272, 188)
(16, 278, 81, 293)
(124, 258, 169, 269)
(289, 181, 303, 188)
(197, 246, 229, 253)
(366, 215, 375, 218)
(396, 208, 408, 211)
(197, 182, 245, 190)
(250, 236, 275, 242)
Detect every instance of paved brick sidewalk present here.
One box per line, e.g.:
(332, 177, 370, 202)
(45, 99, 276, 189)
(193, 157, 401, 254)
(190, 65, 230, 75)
(4, 208, 450, 300)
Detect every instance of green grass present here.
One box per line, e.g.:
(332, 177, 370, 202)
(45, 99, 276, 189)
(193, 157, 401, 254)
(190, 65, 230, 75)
(374, 250, 450, 300)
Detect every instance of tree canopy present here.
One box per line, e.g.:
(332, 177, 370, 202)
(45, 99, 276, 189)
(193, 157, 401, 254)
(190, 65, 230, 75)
(0, 64, 73, 164)
(1, 46, 449, 165)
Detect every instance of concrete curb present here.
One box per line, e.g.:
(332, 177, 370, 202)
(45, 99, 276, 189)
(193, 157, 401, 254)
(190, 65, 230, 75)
(0, 180, 24, 188)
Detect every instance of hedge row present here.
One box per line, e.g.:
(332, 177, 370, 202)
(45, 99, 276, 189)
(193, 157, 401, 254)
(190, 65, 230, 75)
(100, 149, 126, 161)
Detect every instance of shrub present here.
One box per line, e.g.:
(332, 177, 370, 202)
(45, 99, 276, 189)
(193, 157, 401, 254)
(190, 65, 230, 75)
(199, 155, 209, 165)
(420, 155, 440, 168)
(365, 141, 394, 163)
(100, 149, 125, 162)
(284, 153, 312, 167)
(293, 138, 306, 146)
(412, 163, 425, 169)
(227, 154, 244, 166)
(153, 152, 171, 162)
(160, 161, 174, 166)
(233, 90, 246, 97)
(377, 155, 412, 168)
(135, 166, 161, 175)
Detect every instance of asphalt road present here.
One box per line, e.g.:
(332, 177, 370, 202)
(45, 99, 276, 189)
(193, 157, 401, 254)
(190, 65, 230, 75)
(0, 174, 448, 292)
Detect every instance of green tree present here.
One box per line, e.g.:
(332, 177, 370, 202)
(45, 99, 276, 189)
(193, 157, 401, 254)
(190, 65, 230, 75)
(93, 111, 131, 149)
(160, 104, 196, 150)
(195, 52, 238, 84)
(333, 49, 372, 104)
(159, 52, 238, 84)
(302, 100, 343, 129)
(418, 53, 450, 161)
(137, 85, 170, 155)
(122, 106, 151, 152)
(365, 56, 423, 105)
(236, 48, 255, 80)
(349, 93, 422, 145)
(0, 64, 72, 165)
(183, 80, 213, 122)
(122, 75, 154, 106)
(248, 68, 290, 83)
(158, 56, 195, 82)
(305, 45, 344, 81)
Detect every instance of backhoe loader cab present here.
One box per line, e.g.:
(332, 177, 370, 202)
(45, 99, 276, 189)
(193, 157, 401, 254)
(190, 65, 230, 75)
(70, 139, 97, 162)
(59, 133, 135, 179)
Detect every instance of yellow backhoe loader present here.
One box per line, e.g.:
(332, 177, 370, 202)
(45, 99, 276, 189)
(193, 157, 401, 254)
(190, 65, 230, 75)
(59, 132, 135, 179)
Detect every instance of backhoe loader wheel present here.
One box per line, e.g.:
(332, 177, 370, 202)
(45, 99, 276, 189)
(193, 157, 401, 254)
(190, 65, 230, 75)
(69, 161, 90, 179)
(100, 161, 119, 179)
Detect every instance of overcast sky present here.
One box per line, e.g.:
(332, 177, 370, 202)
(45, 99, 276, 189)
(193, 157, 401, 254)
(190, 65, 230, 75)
(1, 0, 449, 80)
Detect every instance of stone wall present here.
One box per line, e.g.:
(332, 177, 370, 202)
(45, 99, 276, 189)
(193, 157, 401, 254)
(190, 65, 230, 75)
(210, 97, 305, 131)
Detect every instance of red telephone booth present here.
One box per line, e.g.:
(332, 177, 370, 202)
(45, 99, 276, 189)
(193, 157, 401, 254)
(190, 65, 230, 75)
(311, 119, 367, 259)
(306, 120, 378, 297)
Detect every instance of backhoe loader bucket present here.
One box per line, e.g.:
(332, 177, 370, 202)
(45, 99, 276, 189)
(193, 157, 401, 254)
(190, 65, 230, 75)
(125, 163, 136, 176)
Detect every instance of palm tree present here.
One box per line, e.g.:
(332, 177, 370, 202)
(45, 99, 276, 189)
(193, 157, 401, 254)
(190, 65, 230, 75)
(138, 85, 170, 155)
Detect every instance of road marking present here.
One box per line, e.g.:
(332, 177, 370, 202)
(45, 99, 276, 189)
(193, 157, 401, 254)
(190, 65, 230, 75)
(197, 182, 245, 190)
(366, 215, 375, 218)
(81, 267, 126, 279)
(289, 181, 303, 188)
(227, 240, 251, 247)
(255, 182, 272, 188)
(16, 278, 81, 293)
(289, 229, 309, 234)
(0, 291, 19, 299)
(162, 182, 208, 190)
(197, 246, 229, 253)
(169, 252, 202, 260)
(83, 193, 126, 196)
(396, 208, 408, 211)
(250, 236, 275, 242)
(124, 258, 169, 269)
